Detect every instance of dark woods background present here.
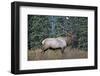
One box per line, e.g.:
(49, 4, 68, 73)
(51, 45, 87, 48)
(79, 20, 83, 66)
(28, 15, 88, 51)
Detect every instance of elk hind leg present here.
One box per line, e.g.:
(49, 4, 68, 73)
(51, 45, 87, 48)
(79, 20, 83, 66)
(41, 46, 48, 54)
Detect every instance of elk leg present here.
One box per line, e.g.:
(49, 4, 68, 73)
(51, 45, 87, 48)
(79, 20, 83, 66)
(41, 46, 48, 54)
(61, 47, 65, 54)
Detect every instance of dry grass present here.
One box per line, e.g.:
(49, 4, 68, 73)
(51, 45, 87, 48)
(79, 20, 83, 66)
(28, 47, 88, 61)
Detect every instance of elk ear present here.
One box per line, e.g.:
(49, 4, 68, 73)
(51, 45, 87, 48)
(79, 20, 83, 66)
(67, 32, 72, 37)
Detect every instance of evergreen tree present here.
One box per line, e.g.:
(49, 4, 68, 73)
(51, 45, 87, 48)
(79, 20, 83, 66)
(28, 15, 88, 51)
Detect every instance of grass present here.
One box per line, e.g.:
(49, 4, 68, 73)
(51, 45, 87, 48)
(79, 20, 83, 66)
(28, 47, 88, 61)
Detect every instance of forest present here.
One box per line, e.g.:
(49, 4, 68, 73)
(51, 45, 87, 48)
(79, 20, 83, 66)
(28, 15, 88, 51)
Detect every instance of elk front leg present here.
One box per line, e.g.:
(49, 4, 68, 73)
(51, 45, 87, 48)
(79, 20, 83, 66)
(61, 47, 65, 54)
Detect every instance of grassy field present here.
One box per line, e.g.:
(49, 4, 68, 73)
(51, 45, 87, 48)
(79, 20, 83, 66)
(28, 47, 88, 61)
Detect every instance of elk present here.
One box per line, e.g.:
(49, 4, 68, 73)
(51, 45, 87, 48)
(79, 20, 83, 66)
(41, 37, 67, 54)
(41, 32, 78, 54)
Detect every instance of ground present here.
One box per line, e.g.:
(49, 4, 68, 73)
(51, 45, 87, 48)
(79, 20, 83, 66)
(28, 47, 88, 61)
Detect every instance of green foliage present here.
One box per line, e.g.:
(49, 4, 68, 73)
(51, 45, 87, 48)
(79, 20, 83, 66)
(28, 15, 88, 51)
(28, 15, 50, 49)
